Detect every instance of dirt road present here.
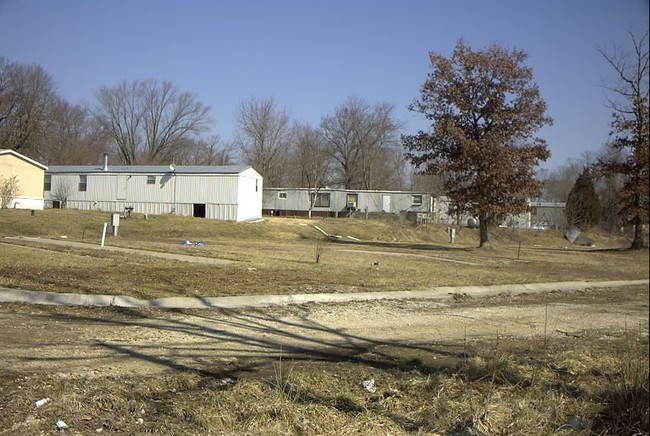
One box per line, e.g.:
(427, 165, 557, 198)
(0, 284, 647, 379)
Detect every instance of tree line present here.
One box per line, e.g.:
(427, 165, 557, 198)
(0, 58, 407, 191)
(1, 32, 647, 248)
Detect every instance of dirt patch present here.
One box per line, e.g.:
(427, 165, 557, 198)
(1, 285, 646, 379)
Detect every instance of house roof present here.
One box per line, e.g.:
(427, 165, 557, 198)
(46, 164, 253, 175)
(0, 149, 48, 170)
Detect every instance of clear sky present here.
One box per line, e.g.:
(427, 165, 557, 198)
(0, 0, 647, 169)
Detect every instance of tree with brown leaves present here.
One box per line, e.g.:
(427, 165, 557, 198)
(403, 39, 552, 247)
(596, 31, 649, 249)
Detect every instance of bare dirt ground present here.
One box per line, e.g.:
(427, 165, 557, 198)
(1, 284, 647, 381)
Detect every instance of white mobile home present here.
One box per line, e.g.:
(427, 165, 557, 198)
(45, 159, 263, 221)
(263, 188, 435, 221)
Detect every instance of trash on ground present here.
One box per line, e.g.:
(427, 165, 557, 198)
(564, 228, 595, 246)
(181, 240, 206, 246)
(568, 415, 584, 429)
(55, 419, 68, 430)
(220, 377, 236, 386)
(362, 379, 376, 393)
(34, 397, 50, 407)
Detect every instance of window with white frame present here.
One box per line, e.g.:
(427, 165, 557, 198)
(412, 194, 423, 205)
(278, 192, 287, 199)
(147, 175, 156, 184)
(78, 175, 87, 192)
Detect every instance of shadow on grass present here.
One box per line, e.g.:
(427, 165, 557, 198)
(21, 305, 608, 433)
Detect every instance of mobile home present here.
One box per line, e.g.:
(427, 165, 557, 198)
(45, 158, 263, 221)
(263, 188, 435, 221)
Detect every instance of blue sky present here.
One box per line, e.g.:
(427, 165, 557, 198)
(0, 0, 647, 170)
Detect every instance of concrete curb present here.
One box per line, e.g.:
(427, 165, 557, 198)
(1, 280, 647, 310)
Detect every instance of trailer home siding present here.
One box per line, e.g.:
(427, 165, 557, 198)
(263, 188, 434, 219)
(45, 164, 262, 221)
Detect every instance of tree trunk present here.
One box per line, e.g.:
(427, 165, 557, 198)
(479, 213, 490, 248)
(631, 223, 645, 249)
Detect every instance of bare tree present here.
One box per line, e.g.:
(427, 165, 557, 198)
(93, 80, 212, 165)
(41, 97, 110, 165)
(286, 123, 333, 216)
(596, 31, 649, 249)
(403, 39, 552, 247)
(539, 153, 598, 202)
(234, 97, 292, 187)
(0, 57, 57, 157)
(321, 97, 403, 189)
(52, 179, 74, 208)
(0, 175, 20, 208)
(594, 142, 627, 233)
(175, 136, 236, 165)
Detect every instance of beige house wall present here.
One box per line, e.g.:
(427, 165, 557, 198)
(0, 150, 47, 209)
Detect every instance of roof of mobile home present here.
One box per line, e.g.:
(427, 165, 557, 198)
(46, 165, 254, 174)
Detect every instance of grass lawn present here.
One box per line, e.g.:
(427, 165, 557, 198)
(0, 209, 647, 299)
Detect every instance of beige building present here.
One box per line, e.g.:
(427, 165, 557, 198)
(0, 149, 48, 209)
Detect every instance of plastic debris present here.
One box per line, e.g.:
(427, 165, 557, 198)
(34, 397, 51, 407)
(362, 379, 376, 393)
(568, 415, 584, 429)
(55, 419, 68, 430)
(564, 228, 595, 246)
(181, 240, 207, 246)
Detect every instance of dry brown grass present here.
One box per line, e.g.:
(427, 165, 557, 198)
(1, 209, 648, 435)
(1, 327, 646, 435)
(0, 209, 647, 300)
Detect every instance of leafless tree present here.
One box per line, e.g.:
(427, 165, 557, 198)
(234, 97, 293, 187)
(0, 57, 57, 157)
(286, 122, 333, 216)
(539, 152, 598, 202)
(52, 178, 74, 208)
(0, 175, 20, 208)
(594, 143, 627, 233)
(93, 80, 212, 165)
(41, 97, 110, 165)
(321, 97, 403, 189)
(596, 31, 649, 249)
(175, 136, 236, 165)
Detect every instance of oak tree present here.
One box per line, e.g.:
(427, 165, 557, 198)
(596, 31, 649, 249)
(403, 39, 552, 247)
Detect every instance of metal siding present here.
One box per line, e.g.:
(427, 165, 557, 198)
(263, 189, 435, 215)
(44, 171, 261, 221)
(236, 169, 263, 221)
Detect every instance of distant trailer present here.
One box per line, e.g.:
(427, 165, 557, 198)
(263, 187, 435, 221)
